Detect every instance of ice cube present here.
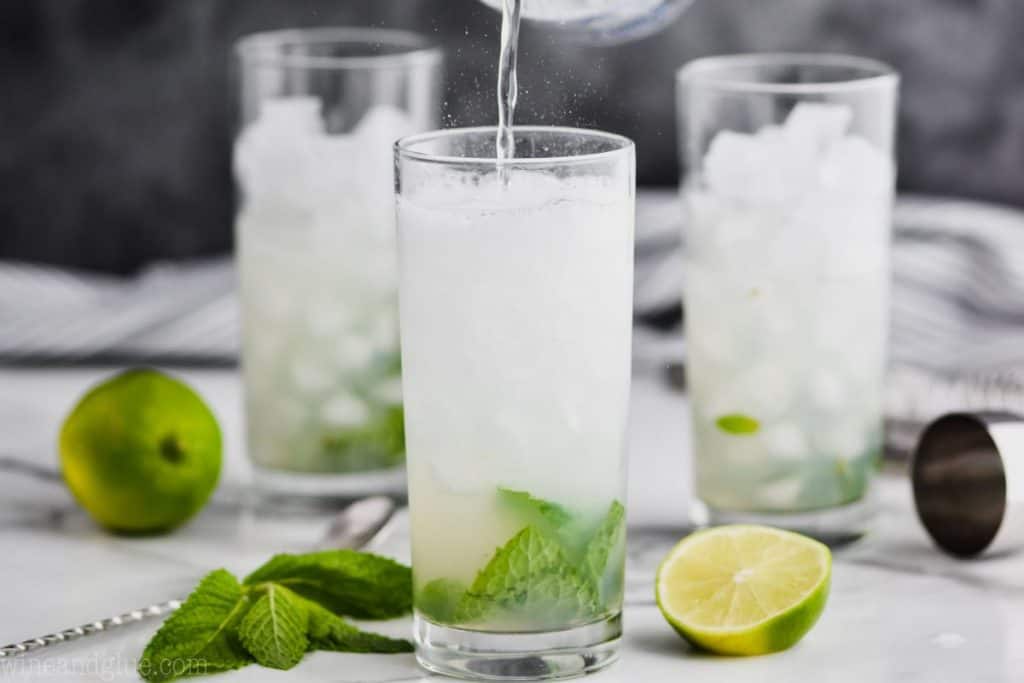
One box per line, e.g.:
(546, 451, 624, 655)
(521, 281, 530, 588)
(699, 367, 793, 438)
(704, 131, 770, 201)
(742, 363, 795, 419)
(764, 422, 811, 461)
(305, 134, 361, 206)
(349, 106, 414, 208)
(820, 136, 894, 196)
(683, 277, 743, 369)
(335, 334, 375, 372)
(304, 303, 351, 339)
(289, 357, 334, 395)
(235, 126, 322, 211)
(235, 97, 371, 216)
(812, 420, 868, 460)
(698, 419, 763, 466)
(808, 371, 846, 411)
(703, 126, 817, 205)
(756, 475, 805, 509)
(276, 397, 308, 430)
(784, 102, 852, 153)
(320, 393, 370, 429)
(352, 105, 417, 143)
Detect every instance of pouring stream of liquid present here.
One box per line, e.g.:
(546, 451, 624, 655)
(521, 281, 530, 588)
(496, 0, 523, 181)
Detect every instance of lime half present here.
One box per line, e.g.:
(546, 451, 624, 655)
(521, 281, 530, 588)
(656, 525, 831, 656)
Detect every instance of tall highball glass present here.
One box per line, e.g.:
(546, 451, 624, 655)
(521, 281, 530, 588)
(234, 29, 442, 500)
(395, 127, 635, 679)
(677, 54, 899, 542)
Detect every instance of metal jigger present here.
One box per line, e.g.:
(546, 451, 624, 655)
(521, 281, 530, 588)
(911, 412, 1024, 557)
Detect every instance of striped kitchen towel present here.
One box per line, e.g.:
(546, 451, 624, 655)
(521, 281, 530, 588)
(0, 258, 238, 363)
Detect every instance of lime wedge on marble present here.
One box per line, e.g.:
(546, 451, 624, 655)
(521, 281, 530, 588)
(656, 525, 830, 656)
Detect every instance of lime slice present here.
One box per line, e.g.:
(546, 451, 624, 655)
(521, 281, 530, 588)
(655, 525, 831, 656)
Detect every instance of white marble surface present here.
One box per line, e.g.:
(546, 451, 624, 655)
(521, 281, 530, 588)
(1, 365, 1023, 682)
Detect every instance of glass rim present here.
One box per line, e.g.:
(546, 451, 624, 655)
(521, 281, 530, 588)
(395, 126, 635, 168)
(235, 27, 443, 70)
(677, 53, 898, 94)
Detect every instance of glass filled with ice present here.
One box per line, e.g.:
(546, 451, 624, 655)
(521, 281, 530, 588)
(395, 127, 635, 679)
(234, 29, 442, 498)
(677, 55, 898, 541)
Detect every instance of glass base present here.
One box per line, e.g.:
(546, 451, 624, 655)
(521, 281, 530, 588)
(414, 613, 621, 681)
(251, 464, 406, 508)
(694, 494, 876, 548)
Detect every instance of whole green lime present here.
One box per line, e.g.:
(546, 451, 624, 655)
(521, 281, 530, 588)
(59, 369, 222, 534)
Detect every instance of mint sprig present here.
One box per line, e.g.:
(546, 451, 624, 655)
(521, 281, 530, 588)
(455, 526, 600, 627)
(243, 549, 411, 619)
(138, 551, 413, 681)
(237, 584, 308, 670)
(417, 492, 627, 629)
(301, 596, 412, 654)
(138, 570, 252, 682)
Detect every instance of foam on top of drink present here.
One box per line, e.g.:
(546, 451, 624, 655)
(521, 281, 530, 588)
(401, 168, 629, 215)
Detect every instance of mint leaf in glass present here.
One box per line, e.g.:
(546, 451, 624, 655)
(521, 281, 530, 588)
(497, 487, 598, 561)
(581, 500, 626, 604)
(238, 584, 309, 670)
(498, 487, 573, 528)
(417, 578, 467, 625)
(320, 405, 405, 473)
(455, 526, 599, 628)
(244, 550, 411, 619)
(137, 569, 253, 682)
(716, 414, 760, 435)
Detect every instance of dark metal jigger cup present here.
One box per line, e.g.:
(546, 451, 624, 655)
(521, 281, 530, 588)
(912, 412, 1024, 557)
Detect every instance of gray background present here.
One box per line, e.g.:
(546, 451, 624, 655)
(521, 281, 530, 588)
(1, 0, 1022, 273)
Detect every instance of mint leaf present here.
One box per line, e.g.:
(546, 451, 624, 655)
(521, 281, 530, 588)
(455, 527, 599, 627)
(237, 584, 309, 670)
(716, 414, 760, 435)
(498, 488, 572, 528)
(581, 501, 626, 604)
(244, 550, 411, 619)
(138, 570, 253, 682)
(299, 596, 413, 653)
(497, 488, 596, 561)
(416, 578, 467, 625)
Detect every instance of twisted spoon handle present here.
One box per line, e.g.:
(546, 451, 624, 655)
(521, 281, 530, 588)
(0, 599, 181, 659)
(0, 496, 396, 659)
